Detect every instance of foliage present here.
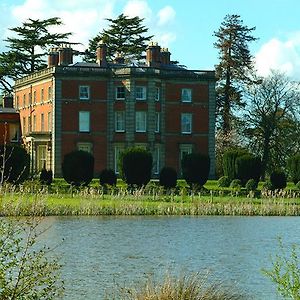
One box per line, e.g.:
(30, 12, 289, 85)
(0, 145, 30, 184)
(214, 14, 257, 134)
(296, 181, 300, 190)
(39, 168, 53, 185)
(0, 218, 64, 299)
(62, 150, 94, 186)
(85, 14, 153, 63)
(245, 178, 258, 191)
(119, 147, 152, 187)
(270, 170, 287, 190)
(262, 238, 300, 299)
(218, 176, 231, 187)
(262, 180, 273, 191)
(181, 153, 210, 188)
(99, 169, 117, 186)
(0, 17, 72, 93)
(115, 272, 243, 300)
(287, 154, 300, 185)
(243, 71, 300, 179)
(230, 179, 242, 190)
(222, 149, 248, 181)
(235, 154, 261, 185)
(159, 167, 177, 189)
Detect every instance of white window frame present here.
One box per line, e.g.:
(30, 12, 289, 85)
(181, 88, 192, 102)
(180, 144, 193, 173)
(48, 86, 52, 101)
(155, 87, 160, 101)
(79, 111, 90, 132)
(135, 111, 147, 132)
(79, 85, 90, 100)
(115, 86, 125, 100)
(114, 146, 124, 174)
(136, 86, 146, 100)
(115, 111, 125, 132)
(181, 113, 192, 134)
(155, 112, 160, 133)
(153, 146, 160, 175)
(33, 90, 37, 104)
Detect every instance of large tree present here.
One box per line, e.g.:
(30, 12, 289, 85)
(0, 17, 72, 93)
(214, 14, 258, 134)
(84, 14, 153, 63)
(242, 71, 300, 178)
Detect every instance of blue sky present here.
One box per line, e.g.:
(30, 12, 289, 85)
(1, 0, 300, 78)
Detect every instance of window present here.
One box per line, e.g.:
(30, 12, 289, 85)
(41, 113, 44, 131)
(181, 88, 192, 102)
(16, 96, 19, 110)
(135, 111, 147, 132)
(23, 117, 26, 134)
(23, 94, 26, 107)
(77, 142, 93, 154)
(48, 112, 52, 131)
(115, 86, 125, 100)
(48, 86, 52, 101)
(28, 92, 32, 105)
(115, 111, 125, 132)
(33, 90, 36, 104)
(179, 144, 193, 173)
(155, 87, 160, 101)
(153, 146, 160, 175)
(181, 113, 192, 134)
(79, 111, 90, 132)
(79, 85, 90, 100)
(37, 145, 47, 171)
(155, 112, 160, 133)
(136, 86, 146, 100)
(114, 146, 124, 174)
(41, 88, 44, 103)
(28, 116, 31, 132)
(33, 115, 36, 131)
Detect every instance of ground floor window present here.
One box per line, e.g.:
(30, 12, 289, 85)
(37, 145, 47, 171)
(77, 142, 93, 154)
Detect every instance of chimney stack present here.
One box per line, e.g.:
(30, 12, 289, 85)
(96, 40, 107, 66)
(48, 48, 59, 67)
(2, 94, 13, 108)
(160, 48, 171, 65)
(58, 45, 73, 66)
(146, 42, 161, 67)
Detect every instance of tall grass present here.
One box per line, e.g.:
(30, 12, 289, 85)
(109, 272, 244, 300)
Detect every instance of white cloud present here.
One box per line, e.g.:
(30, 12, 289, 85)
(157, 6, 176, 26)
(255, 35, 300, 79)
(123, 0, 152, 20)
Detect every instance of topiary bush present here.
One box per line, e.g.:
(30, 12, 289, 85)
(270, 170, 287, 190)
(287, 154, 300, 185)
(181, 153, 210, 188)
(223, 149, 248, 181)
(39, 168, 53, 185)
(217, 176, 230, 187)
(99, 169, 117, 186)
(159, 167, 177, 189)
(235, 154, 261, 186)
(119, 147, 152, 187)
(62, 150, 94, 186)
(230, 179, 242, 190)
(245, 178, 258, 191)
(0, 145, 30, 184)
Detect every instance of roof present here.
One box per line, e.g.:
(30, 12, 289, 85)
(0, 107, 18, 114)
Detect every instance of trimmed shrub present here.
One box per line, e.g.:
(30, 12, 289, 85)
(245, 178, 258, 191)
(119, 147, 152, 187)
(62, 150, 94, 186)
(262, 180, 273, 191)
(287, 154, 300, 185)
(181, 153, 210, 187)
(223, 149, 248, 181)
(270, 170, 287, 190)
(39, 168, 53, 185)
(99, 169, 117, 186)
(0, 145, 30, 184)
(235, 154, 261, 186)
(230, 179, 242, 190)
(159, 167, 177, 189)
(217, 176, 230, 188)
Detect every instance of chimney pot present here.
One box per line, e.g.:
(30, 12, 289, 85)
(58, 46, 73, 66)
(96, 41, 107, 66)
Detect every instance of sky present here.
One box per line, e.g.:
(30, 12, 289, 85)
(1, 0, 300, 79)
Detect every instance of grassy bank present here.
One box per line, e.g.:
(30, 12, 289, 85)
(1, 187, 300, 216)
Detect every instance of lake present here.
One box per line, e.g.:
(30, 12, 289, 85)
(41, 216, 300, 299)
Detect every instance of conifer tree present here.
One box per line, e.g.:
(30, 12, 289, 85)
(214, 14, 257, 134)
(0, 17, 72, 93)
(85, 14, 153, 63)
